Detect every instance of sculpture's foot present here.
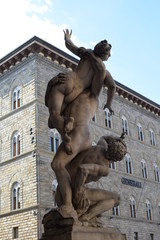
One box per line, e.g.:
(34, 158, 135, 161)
(58, 205, 81, 225)
(77, 207, 89, 218)
(64, 117, 74, 133)
(79, 216, 103, 228)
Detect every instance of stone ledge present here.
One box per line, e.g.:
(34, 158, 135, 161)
(0, 204, 38, 218)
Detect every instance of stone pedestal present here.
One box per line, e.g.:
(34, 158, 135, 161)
(41, 209, 123, 240)
(41, 224, 123, 240)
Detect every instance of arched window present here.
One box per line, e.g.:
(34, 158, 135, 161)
(12, 132, 20, 157)
(12, 182, 20, 210)
(146, 200, 152, 220)
(149, 129, 156, 146)
(126, 154, 132, 174)
(12, 87, 20, 110)
(137, 123, 144, 141)
(130, 197, 136, 218)
(113, 205, 119, 216)
(122, 116, 129, 135)
(154, 164, 159, 182)
(104, 108, 112, 128)
(141, 160, 148, 179)
(50, 130, 61, 153)
(109, 161, 116, 170)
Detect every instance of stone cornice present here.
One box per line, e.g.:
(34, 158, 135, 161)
(115, 84, 160, 116)
(0, 36, 160, 116)
(0, 204, 38, 218)
(0, 36, 78, 74)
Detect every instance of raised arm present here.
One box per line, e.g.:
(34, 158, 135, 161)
(64, 29, 86, 58)
(103, 70, 116, 114)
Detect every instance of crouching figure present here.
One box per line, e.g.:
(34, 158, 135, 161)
(55, 133, 127, 225)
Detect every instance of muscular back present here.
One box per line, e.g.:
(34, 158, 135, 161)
(64, 55, 96, 104)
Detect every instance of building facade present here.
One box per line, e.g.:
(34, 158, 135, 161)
(0, 37, 160, 240)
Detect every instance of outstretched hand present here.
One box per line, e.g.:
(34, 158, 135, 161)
(63, 29, 72, 40)
(103, 103, 114, 115)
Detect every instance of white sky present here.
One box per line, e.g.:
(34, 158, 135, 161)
(0, 0, 160, 105)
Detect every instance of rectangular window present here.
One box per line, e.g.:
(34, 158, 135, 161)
(18, 140, 20, 155)
(13, 100, 16, 110)
(130, 204, 133, 218)
(134, 232, 138, 240)
(150, 233, 154, 240)
(17, 90, 20, 107)
(13, 227, 18, 239)
(50, 137, 54, 152)
(126, 161, 129, 173)
(13, 142, 16, 157)
(13, 197, 16, 210)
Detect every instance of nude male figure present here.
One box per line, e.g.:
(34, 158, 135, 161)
(51, 89, 98, 220)
(68, 134, 127, 223)
(55, 133, 127, 224)
(45, 29, 115, 144)
(46, 30, 116, 220)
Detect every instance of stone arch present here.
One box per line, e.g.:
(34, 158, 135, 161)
(8, 78, 23, 95)
(119, 108, 130, 121)
(9, 78, 23, 111)
(141, 192, 154, 205)
(10, 126, 23, 156)
(147, 122, 156, 132)
(127, 189, 138, 202)
(135, 116, 145, 126)
(8, 172, 23, 210)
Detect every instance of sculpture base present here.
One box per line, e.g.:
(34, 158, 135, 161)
(41, 209, 123, 240)
(41, 225, 123, 240)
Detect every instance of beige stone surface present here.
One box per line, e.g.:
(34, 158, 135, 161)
(42, 225, 123, 240)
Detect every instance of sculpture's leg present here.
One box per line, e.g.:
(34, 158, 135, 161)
(51, 129, 91, 218)
(47, 87, 71, 144)
(55, 186, 63, 207)
(79, 189, 120, 221)
(51, 144, 81, 220)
